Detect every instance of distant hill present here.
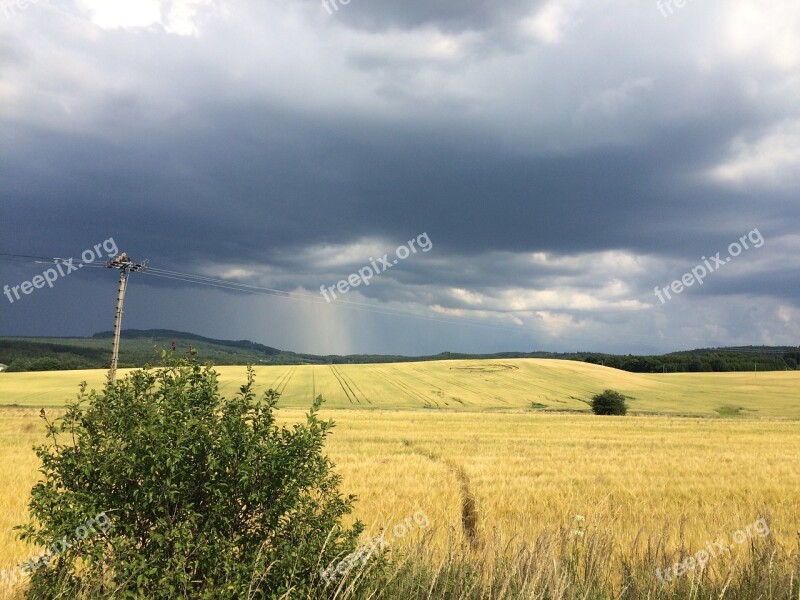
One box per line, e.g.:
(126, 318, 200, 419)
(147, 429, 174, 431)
(0, 330, 797, 373)
(91, 329, 284, 357)
(0, 330, 300, 372)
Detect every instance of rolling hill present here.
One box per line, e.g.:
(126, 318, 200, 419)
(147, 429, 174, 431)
(2, 359, 798, 418)
(1, 330, 797, 373)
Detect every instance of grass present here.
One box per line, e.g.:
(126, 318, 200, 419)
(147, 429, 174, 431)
(1, 359, 799, 417)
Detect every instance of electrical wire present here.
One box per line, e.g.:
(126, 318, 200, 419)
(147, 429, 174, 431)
(147, 265, 504, 323)
(142, 267, 534, 331)
(0, 251, 527, 333)
(14, 252, 775, 345)
(0, 253, 109, 268)
(139, 269, 526, 332)
(142, 265, 512, 324)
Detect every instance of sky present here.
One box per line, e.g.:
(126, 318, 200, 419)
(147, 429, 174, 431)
(0, 0, 798, 355)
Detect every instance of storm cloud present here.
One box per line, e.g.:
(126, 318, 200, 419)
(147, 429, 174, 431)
(1, 0, 798, 354)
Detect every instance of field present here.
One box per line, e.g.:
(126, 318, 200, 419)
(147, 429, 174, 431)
(1, 361, 799, 598)
(2, 359, 800, 417)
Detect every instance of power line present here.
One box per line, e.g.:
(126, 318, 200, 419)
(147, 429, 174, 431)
(12, 251, 783, 345)
(1, 251, 527, 333)
(139, 269, 526, 332)
(139, 266, 531, 331)
(0, 253, 59, 262)
(0, 253, 108, 269)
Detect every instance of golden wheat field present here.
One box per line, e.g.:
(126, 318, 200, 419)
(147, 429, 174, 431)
(1, 361, 799, 598)
(2, 359, 800, 417)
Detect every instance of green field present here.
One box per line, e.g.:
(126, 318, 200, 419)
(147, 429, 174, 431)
(1, 359, 798, 417)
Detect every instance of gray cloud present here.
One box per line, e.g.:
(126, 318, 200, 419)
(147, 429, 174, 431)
(1, 0, 798, 353)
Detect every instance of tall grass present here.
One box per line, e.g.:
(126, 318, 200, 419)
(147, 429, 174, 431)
(342, 520, 800, 599)
(2, 407, 799, 599)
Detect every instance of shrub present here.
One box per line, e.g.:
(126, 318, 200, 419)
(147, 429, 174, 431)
(17, 354, 363, 599)
(590, 389, 627, 416)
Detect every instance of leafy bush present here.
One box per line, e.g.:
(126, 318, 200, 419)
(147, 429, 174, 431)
(18, 354, 363, 599)
(590, 390, 628, 416)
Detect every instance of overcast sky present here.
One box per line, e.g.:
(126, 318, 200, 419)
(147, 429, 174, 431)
(1, 0, 798, 355)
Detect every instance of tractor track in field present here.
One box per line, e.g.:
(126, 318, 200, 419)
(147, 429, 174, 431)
(268, 369, 287, 391)
(336, 367, 371, 404)
(413, 365, 497, 405)
(461, 370, 546, 402)
(329, 365, 360, 404)
(406, 366, 454, 406)
(270, 366, 296, 395)
(450, 363, 530, 404)
(401, 440, 481, 550)
(370, 366, 439, 408)
(439, 362, 585, 405)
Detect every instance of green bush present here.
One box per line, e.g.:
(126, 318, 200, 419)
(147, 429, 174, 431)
(590, 389, 628, 416)
(17, 354, 363, 599)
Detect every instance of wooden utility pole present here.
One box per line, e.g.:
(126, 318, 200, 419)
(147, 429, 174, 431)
(106, 253, 145, 383)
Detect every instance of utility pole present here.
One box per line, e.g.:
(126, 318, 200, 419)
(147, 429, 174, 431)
(106, 253, 145, 383)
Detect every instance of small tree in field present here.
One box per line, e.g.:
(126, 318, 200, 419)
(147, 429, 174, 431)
(18, 354, 363, 599)
(591, 389, 628, 416)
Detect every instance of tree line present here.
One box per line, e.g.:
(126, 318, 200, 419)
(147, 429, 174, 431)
(1, 337, 797, 373)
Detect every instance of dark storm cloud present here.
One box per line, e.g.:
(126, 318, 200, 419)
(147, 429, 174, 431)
(1, 0, 798, 353)
(1, 98, 787, 260)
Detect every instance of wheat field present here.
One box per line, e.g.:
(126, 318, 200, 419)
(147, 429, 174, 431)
(2, 359, 799, 417)
(1, 361, 799, 598)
